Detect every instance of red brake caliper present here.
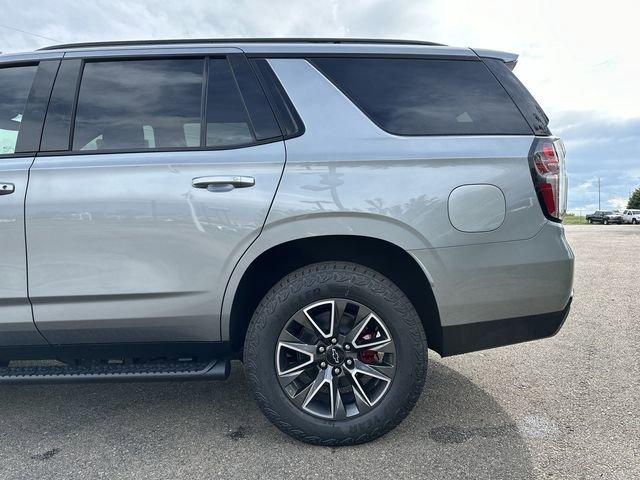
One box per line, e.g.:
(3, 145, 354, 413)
(358, 332, 378, 364)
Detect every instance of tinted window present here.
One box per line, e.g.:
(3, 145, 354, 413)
(206, 58, 254, 147)
(73, 59, 204, 151)
(0, 65, 38, 155)
(481, 58, 550, 136)
(251, 58, 304, 138)
(312, 58, 531, 136)
(227, 55, 280, 141)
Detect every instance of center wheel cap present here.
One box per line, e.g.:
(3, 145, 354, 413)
(325, 345, 346, 366)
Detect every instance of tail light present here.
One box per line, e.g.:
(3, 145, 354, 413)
(529, 138, 567, 222)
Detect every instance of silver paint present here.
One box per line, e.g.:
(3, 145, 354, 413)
(0, 42, 575, 349)
(26, 145, 284, 343)
(221, 59, 573, 334)
(410, 222, 574, 326)
(0, 157, 47, 345)
(448, 184, 506, 233)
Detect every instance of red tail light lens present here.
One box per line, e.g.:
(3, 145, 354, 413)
(529, 138, 567, 222)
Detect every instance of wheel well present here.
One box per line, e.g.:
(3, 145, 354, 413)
(229, 235, 442, 357)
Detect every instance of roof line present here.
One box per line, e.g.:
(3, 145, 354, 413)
(39, 37, 446, 51)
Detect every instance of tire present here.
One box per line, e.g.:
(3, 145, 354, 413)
(633, 219, 638, 225)
(588, 219, 592, 224)
(243, 261, 428, 445)
(603, 219, 608, 225)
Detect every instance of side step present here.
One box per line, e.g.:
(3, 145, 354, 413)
(0, 359, 230, 384)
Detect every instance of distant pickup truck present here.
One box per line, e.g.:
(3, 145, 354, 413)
(622, 209, 640, 224)
(586, 211, 623, 224)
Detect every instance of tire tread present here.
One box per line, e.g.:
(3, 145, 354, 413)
(243, 261, 427, 446)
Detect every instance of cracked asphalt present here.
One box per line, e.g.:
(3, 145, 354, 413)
(0, 225, 638, 479)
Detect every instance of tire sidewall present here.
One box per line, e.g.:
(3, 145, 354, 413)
(244, 263, 427, 444)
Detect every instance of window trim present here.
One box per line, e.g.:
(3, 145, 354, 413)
(309, 56, 534, 138)
(225, 55, 259, 143)
(0, 60, 57, 159)
(43, 54, 283, 157)
(40, 58, 83, 152)
(249, 58, 305, 141)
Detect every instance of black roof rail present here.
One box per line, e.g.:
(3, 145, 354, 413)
(39, 37, 445, 51)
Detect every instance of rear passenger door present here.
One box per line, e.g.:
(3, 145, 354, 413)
(0, 58, 58, 347)
(26, 50, 286, 344)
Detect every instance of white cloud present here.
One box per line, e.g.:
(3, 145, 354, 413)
(1, 0, 638, 211)
(607, 197, 629, 210)
(1, 0, 638, 122)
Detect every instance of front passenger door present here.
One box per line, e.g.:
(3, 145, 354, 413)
(26, 52, 286, 345)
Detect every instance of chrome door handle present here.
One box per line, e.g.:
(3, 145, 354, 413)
(0, 183, 15, 196)
(192, 176, 255, 192)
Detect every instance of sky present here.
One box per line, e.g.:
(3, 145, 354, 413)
(1, 0, 638, 212)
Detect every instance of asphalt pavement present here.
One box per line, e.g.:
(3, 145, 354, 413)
(0, 224, 638, 479)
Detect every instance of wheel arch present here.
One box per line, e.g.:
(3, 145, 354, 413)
(221, 223, 442, 357)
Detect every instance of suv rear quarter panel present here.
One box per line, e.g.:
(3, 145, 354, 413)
(264, 58, 546, 250)
(223, 58, 573, 333)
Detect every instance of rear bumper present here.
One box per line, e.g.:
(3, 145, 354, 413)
(439, 297, 572, 356)
(409, 221, 574, 355)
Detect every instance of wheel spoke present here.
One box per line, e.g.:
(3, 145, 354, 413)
(331, 375, 347, 420)
(344, 312, 392, 350)
(332, 299, 349, 337)
(347, 359, 393, 408)
(290, 378, 315, 408)
(348, 371, 373, 412)
(276, 341, 316, 376)
(302, 367, 334, 418)
(278, 329, 304, 344)
(344, 316, 368, 345)
(303, 300, 336, 339)
(353, 359, 392, 383)
(278, 368, 307, 389)
(363, 362, 395, 376)
(363, 339, 395, 353)
(352, 385, 373, 415)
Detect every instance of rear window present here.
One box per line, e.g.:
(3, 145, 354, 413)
(481, 57, 550, 136)
(0, 64, 38, 155)
(311, 57, 531, 136)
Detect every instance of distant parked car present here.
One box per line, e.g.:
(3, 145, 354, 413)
(622, 209, 640, 224)
(586, 211, 622, 224)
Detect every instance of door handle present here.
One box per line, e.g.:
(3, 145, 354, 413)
(0, 183, 15, 196)
(192, 176, 255, 192)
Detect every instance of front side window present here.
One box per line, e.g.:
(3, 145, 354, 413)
(0, 65, 38, 155)
(73, 59, 205, 151)
(312, 57, 532, 136)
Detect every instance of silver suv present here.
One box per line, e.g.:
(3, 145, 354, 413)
(0, 38, 574, 444)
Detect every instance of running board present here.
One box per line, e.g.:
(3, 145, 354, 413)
(0, 359, 230, 384)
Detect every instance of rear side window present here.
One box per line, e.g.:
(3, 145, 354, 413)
(311, 58, 532, 136)
(481, 57, 550, 136)
(0, 65, 38, 155)
(73, 59, 204, 151)
(205, 58, 254, 147)
(251, 58, 304, 138)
